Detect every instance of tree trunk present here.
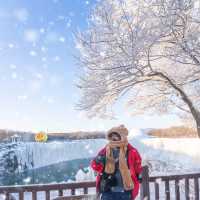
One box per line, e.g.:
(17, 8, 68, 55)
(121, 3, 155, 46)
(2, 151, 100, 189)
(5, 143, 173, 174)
(187, 109, 200, 138)
(154, 72, 200, 138)
(195, 112, 200, 138)
(197, 124, 200, 138)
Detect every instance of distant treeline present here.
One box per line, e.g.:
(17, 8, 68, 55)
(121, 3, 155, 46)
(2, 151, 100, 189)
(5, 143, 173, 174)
(0, 129, 105, 142)
(148, 126, 197, 138)
(0, 126, 197, 142)
(47, 131, 105, 140)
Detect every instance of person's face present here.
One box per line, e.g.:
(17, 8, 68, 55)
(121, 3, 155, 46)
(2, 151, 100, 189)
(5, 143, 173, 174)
(110, 132, 121, 141)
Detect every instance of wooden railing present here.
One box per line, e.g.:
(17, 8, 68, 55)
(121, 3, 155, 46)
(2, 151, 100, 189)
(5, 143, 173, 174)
(140, 166, 200, 200)
(0, 166, 200, 200)
(0, 181, 96, 200)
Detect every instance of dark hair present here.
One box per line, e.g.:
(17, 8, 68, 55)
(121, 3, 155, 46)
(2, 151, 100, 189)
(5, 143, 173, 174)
(109, 132, 121, 139)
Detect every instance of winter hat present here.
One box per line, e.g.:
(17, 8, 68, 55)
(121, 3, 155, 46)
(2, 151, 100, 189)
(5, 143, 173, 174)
(106, 124, 129, 141)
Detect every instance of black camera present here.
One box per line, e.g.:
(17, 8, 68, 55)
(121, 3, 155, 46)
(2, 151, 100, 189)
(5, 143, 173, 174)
(100, 172, 117, 192)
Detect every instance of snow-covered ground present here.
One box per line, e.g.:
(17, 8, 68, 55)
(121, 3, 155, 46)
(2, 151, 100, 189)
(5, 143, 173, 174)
(128, 128, 200, 175)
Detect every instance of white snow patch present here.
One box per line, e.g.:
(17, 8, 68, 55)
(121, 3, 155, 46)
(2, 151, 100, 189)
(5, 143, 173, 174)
(24, 29, 39, 43)
(29, 50, 37, 56)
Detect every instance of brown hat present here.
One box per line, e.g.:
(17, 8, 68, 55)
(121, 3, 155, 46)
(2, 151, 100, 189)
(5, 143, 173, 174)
(106, 124, 129, 141)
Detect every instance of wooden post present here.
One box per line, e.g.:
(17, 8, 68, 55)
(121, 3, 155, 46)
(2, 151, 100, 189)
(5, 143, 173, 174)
(5, 192, 9, 200)
(19, 191, 24, 200)
(185, 178, 190, 200)
(83, 187, 88, 194)
(59, 190, 63, 197)
(32, 191, 37, 200)
(46, 190, 50, 200)
(194, 177, 199, 200)
(175, 179, 180, 200)
(154, 182, 159, 199)
(140, 165, 150, 200)
(71, 189, 75, 195)
(165, 180, 170, 200)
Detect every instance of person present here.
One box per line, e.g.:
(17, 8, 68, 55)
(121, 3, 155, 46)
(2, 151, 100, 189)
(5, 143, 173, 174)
(90, 125, 142, 200)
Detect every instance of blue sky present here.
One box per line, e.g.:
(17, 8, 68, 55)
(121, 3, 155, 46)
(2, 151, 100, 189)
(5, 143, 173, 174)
(0, 0, 182, 132)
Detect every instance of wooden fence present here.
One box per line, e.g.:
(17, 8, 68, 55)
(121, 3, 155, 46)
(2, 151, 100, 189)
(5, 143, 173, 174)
(0, 166, 200, 200)
(0, 182, 96, 200)
(141, 166, 200, 200)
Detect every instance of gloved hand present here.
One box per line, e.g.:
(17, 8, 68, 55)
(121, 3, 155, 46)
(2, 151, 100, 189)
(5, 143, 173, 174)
(136, 173, 142, 183)
(94, 155, 106, 165)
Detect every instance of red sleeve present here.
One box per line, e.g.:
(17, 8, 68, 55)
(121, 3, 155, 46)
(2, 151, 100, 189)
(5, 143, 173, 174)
(90, 147, 106, 174)
(132, 148, 142, 175)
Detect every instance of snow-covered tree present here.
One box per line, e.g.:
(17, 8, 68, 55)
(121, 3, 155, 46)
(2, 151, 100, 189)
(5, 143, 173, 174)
(75, 0, 200, 137)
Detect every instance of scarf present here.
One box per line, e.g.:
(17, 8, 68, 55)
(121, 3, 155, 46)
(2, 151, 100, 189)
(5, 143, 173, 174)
(104, 139, 134, 191)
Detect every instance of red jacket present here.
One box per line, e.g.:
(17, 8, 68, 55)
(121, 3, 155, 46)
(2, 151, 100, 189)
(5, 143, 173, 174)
(90, 143, 142, 200)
